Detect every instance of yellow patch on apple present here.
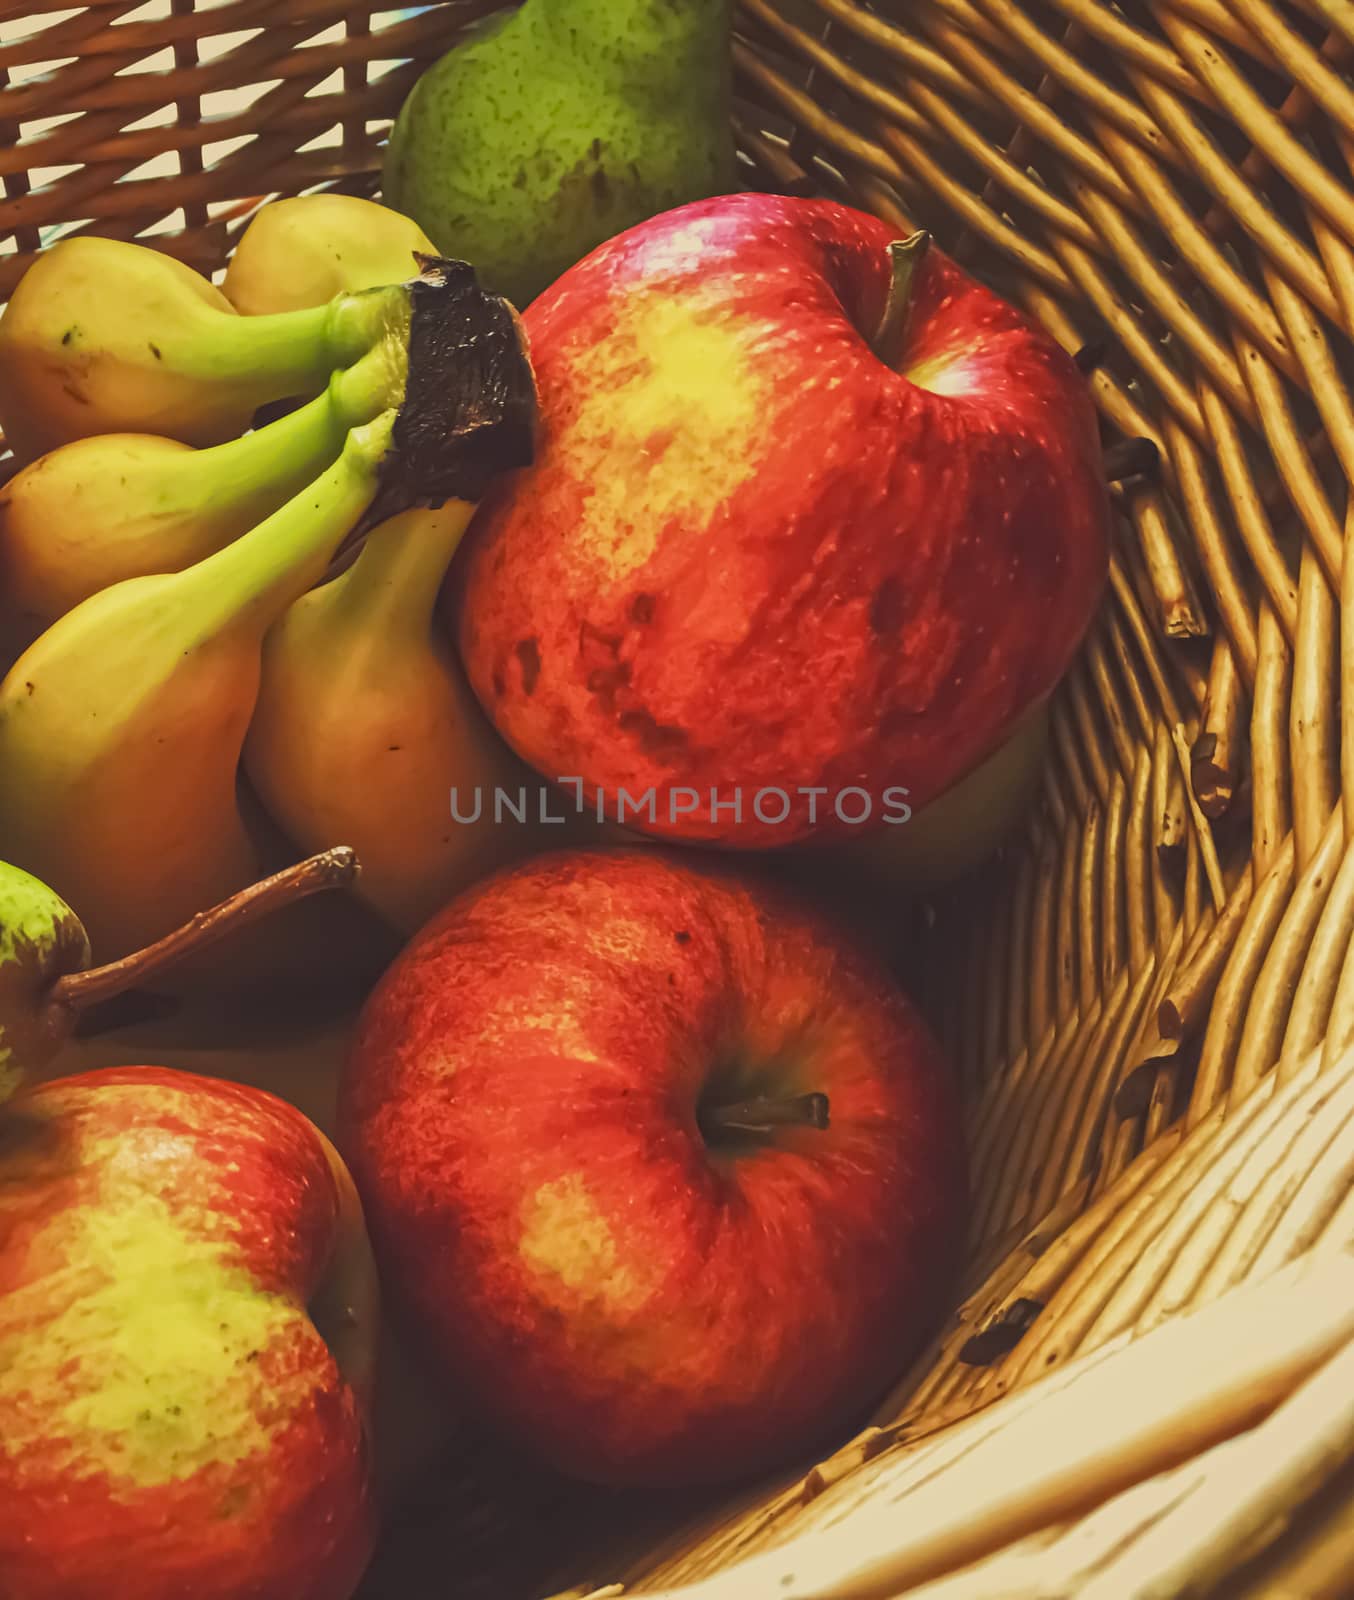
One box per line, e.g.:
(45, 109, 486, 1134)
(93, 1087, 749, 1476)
(519, 1172, 651, 1313)
(561, 296, 769, 582)
(0, 1190, 301, 1487)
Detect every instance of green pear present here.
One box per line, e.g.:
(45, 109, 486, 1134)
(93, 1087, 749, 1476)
(0, 863, 91, 1099)
(383, 0, 739, 307)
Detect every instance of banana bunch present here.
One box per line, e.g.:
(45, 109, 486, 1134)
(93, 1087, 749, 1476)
(0, 195, 545, 965)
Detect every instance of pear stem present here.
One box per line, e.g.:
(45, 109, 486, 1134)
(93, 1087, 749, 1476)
(699, 1091, 831, 1139)
(46, 848, 360, 1018)
(873, 231, 931, 362)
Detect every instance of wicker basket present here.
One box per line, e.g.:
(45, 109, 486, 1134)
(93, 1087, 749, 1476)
(4, 1, 1354, 1595)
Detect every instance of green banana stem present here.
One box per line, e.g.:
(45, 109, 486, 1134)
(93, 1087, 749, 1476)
(167, 340, 403, 512)
(194, 389, 351, 506)
(330, 328, 412, 429)
(170, 282, 412, 396)
(329, 502, 476, 637)
(189, 409, 399, 636)
(180, 257, 536, 639)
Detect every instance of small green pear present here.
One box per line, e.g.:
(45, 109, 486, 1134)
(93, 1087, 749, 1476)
(0, 862, 91, 1099)
(0, 849, 360, 1102)
(384, 0, 739, 307)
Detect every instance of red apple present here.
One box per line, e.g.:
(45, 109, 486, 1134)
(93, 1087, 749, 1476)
(339, 848, 966, 1487)
(0, 1067, 379, 1600)
(455, 193, 1109, 846)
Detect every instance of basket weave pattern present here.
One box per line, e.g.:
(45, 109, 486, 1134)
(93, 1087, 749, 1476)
(3, 1, 1354, 1595)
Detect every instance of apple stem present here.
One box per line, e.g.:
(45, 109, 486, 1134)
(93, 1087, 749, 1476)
(873, 231, 931, 361)
(700, 1091, 830, 1138)
(46, 847, 361, 1018)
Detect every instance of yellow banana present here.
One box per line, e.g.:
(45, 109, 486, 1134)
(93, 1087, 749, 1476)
(224, 194, 436, 315)
(0, 356, 389, 630)
(0, 236, 412, 463)
(0, 411, 397, 961)
(0, 255, 535, 959)
(245, 504, 548, 935)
